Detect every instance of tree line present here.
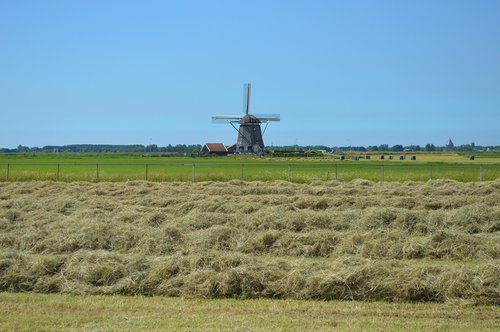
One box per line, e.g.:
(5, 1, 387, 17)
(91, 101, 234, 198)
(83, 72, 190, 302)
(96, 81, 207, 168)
(269, 143, 498, 153)
(1, 142, 498, 154)
(1, 144, 202, 154)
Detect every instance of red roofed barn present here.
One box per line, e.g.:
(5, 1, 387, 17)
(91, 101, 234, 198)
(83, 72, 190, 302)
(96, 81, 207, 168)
(201, 143, 228, 156)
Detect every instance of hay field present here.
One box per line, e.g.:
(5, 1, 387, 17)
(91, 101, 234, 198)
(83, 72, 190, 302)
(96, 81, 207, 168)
(0, 180, 499, 303)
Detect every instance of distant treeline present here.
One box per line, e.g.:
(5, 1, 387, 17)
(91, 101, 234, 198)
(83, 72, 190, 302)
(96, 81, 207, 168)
(1, 144, 202, 154)
(269, 143, 499, 153)
(1, 143, 498, 154)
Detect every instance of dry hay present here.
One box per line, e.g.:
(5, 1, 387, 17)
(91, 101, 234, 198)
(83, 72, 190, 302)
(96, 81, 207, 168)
(0, 180, 499, 303)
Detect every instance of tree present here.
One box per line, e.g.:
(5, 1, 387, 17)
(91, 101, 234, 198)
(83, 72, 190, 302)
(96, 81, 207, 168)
(379, 144, 389, 151)
(17, 145, 29, 152)
(391, 145, 403, 152)
(425, 144, 436, 152)
(146, 144, 158, 152)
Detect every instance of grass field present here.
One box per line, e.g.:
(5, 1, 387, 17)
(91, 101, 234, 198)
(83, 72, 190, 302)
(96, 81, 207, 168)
(0, 152, 499, 182)
(1, 293, 499, 331)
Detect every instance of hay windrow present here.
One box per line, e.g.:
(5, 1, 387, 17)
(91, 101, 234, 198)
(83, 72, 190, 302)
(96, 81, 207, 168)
(0, 180, 499, 303)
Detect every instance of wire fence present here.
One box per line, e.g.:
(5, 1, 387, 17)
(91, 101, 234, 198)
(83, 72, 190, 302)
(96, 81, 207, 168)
(0, 162, 498, 183)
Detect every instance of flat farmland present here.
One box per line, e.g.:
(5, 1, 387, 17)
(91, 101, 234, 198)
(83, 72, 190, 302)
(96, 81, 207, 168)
(1, 180, 498, 302)
(1, 293, 498, 331)
(1, 179, 499, 330)
(0, 152, 499, 182)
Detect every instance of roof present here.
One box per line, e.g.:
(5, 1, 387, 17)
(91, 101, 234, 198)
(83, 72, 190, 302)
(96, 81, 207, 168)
(204, 143, 228, 152)
(241, 114, 261, 124)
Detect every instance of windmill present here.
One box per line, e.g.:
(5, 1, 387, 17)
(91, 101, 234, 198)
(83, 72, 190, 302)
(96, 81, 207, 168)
(212, 83, 280, 155)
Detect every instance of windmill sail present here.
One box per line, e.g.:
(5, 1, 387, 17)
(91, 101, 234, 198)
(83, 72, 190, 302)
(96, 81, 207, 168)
(243, 83, 251, 115)
(212, 114, 280, 123)
(212, 115, 243, 123)
(254, 114, 280, 122)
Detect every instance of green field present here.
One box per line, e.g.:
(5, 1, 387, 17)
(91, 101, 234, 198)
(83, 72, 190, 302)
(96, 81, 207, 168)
(1, 293, 498, 331)
(0, 152, 499, 182)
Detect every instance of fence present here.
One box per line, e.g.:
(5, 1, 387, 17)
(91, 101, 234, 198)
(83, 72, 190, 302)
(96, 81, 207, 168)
(0, 162, 498, 183)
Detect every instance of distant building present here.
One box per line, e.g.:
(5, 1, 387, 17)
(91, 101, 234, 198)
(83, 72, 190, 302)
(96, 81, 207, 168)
(201, 143, 228, 156)
(446, 138, 454, 151)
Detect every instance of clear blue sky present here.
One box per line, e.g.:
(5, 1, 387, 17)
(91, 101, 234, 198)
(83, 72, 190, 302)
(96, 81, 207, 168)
(1, 0, 499, 148)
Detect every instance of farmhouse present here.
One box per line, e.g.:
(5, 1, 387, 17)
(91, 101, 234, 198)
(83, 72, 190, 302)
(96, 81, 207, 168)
(201, 143, 228, 156)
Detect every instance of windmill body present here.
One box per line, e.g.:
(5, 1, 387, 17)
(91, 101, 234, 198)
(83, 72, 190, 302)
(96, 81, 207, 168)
(236, 114, 265, 153)
(212, 83, 280, 154)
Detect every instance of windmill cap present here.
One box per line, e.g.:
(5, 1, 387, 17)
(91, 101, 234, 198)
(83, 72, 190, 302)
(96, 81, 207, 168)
(240, 114, 261, 124)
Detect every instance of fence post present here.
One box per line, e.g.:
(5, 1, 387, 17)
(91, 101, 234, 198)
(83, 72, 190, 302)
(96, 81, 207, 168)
(6, 163, 9, 181)
(57, 163, 60, 181)
(335, 163, 338, 180)
(192, 164, 196, 183)
(145, 163, 149, 181)
(288, 164, 291, 182)
(96, 163, 99, 182)
(241, 164, 244, 180)
(429, 165, 432, 180)
(480, 165, 484, 182)
(381, 165, 384, 183)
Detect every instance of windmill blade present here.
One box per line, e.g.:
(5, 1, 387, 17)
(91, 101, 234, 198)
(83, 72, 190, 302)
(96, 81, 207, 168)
(243, 83, 251, 114)
(254, 114, 280, 122)
(212, 115, 243, 123)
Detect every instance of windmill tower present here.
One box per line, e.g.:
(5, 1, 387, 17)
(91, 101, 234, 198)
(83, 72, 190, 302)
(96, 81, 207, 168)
(212, 83, 280, 154)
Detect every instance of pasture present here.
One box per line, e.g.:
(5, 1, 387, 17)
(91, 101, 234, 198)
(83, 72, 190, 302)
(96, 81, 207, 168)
(1, 293, 498, 331)
(0, 152, 499, 182)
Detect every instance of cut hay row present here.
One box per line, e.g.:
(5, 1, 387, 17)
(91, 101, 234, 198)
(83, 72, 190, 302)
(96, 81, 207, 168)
(1, 251, 498, 304)
(0, 180, 499, 303)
